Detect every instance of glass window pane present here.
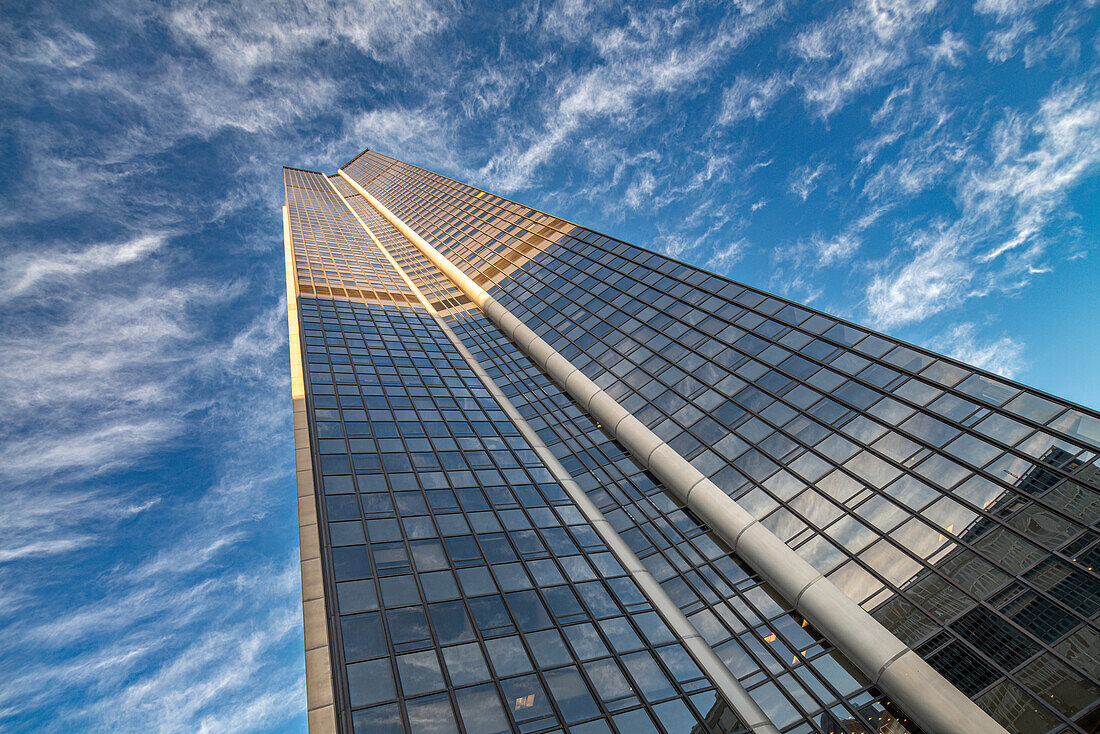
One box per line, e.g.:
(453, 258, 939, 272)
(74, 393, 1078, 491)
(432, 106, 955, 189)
(341, 611, 386, 661)
(544, 666, 601, 723)
(653, 697, 699, 733)
(500, 674, 556, 726)
(346, 657, 395, 708)
(623, 650, 676, 702)
(352, 703, 403, 734)
(405, 692, 459, 734)
(337, 579, 378, 613)
(455, 684, 510, 734)
(584, 657, 637, 711)
(526, 628, 573, 668)
(397, 650, 445, 696)
(428, 600, 475, 644)
(485, 635, 534, 677)
(441, 642, 490, 686)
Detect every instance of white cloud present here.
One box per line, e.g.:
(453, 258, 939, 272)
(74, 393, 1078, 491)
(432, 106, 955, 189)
(866, 227, 971, 327)
(706, 237, 749, 272)
(813, 232, 862, 266)
(348, 107, 467, 176)
(0, 385, 301, 729)
(974, 0, 1054, 20)
(8, 26, 97, 68)
(0, 419, 181, 482)
(2, 233, 167, 298)
(541, 0, 619, 42)
(624, 170, 657, 209)
(982, 18, 1036, 61)
(460, 63, 525, 117)
(928, 30, 967, 66)
(0, 550, 304, 733)
(937, 323, 1026, 378)
(167, 0, 452, 79)
(849, 63, 967, 214)
(203, 298, 289, 383)
(774, 207, 885, 281)
(478, 1, 785, 190)
(717, 72, 788, 124)
(0, 285, 223, 417)
(865, 83, 1100, 328)
(962, 85, 1100, 226)
(0, 3, 450, 227)
(790, 0, 939, 117)
(789, 160, 830, 200)
(976, 0, 1090, 66)
(861, 146, 952, 202)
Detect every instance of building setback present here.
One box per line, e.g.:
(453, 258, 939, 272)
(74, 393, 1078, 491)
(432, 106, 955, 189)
(283, 148, 1100, 734)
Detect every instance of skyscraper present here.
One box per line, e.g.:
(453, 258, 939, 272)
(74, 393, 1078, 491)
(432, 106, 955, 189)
(283, 149, 1099, 734)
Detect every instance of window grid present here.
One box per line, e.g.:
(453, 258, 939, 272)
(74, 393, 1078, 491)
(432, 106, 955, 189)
(299, 296, 749, 734)
(448, 308, 917, 734)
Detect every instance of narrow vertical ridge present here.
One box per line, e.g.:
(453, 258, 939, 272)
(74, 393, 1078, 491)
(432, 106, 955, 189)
(284, 204, 339, 734)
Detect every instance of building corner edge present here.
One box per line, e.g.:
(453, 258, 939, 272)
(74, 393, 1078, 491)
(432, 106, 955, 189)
(285, 204, 339, 734)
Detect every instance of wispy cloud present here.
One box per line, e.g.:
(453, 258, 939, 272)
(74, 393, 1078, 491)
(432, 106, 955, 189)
(976, 0, 1092, 66)
(0, 419, 182, 482)
(789, 160, 830, 200)
(347, 107, 469, 177)
(167, 0, 453, 78)
(865, 82, 1100, 328)
(927, 29, 967, 66)
(973, 0, 1054, 21)
(937, 322, 1026, 378)
(866, 226, 972, 328)
(962, 84, 1100, 244)
(1, 548, 303, 733)
(0, 1, 455, 228)
(7, 26, 97, 67)
(1, 285, 227, 418)
(0, 218, 298, 733)
(717, 72, 789, 125)
(790, 0, 939, 117)
(478, 1, 785, 191)
(861, 132, 958, 203)
(624, 170, 658, 209)
(813, 232, 862, 266)
(706, 237, 749, 272)
(2, 233, 167, 298)
(771, 206, 885, 283)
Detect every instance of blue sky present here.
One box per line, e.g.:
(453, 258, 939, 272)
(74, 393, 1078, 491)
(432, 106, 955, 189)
(0, 0, 1096, 731)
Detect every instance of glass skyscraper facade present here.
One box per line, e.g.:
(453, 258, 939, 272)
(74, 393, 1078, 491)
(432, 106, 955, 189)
(283, 149, 1100, 734)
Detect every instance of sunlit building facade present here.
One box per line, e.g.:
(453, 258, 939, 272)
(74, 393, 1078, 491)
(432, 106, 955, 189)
(283, 149, 1100, 734)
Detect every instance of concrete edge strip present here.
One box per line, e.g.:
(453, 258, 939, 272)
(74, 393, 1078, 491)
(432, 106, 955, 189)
(330, 180, 780, 733)
(342, 170, 1010, 734)
(284, 205, 339, 734)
